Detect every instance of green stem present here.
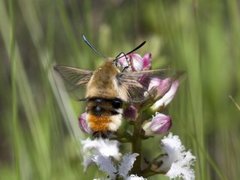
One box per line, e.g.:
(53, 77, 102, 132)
(116, 131, 132, 143)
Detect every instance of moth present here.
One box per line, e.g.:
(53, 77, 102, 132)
(54, 36, 170, 137)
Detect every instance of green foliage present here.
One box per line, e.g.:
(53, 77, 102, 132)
(0, 0, 239, 179)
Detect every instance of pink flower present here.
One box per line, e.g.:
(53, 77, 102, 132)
(142, 113, 172, 136)
(117, 53, 152, 71)
(78, 112, 91, 134)
(151, 80, 179, 111)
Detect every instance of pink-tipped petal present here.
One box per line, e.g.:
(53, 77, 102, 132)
(130, 53, 144, 71)
(117, 53, 129, 69)
(142, 53, 152, 70)
(151, 80, 180, 111)
(148, 78, 172, 99)
(116, 53, 152, 72)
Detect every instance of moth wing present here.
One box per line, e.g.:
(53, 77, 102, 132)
(119, 69, 182, 103)
(54, 65, 93, 100)
(54, 65, 93, 86)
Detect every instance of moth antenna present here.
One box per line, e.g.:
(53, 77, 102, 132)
(114, 41, 146, 61)
(82, 35, 107, 58)
(125, 41, 146, 56)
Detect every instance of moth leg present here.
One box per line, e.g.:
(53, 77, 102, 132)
(114, 52, 130, 70)
(121, 65, 129, 72)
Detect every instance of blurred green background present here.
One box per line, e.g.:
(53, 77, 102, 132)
(0, 0, 240, 179)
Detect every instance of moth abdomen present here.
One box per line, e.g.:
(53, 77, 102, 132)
(86, 97, 123, 133)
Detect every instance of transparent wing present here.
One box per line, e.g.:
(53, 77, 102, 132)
(54, 65, 93, 100)
(119, 75, 146, 103)
(54, 65, 93, 86)
(120, 69, 171, 79)
(119, 69, 183, 103)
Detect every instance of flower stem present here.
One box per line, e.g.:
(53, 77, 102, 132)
(131, 115, 143, 174)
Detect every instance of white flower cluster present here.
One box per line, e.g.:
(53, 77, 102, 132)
(159, 133, 196, 180)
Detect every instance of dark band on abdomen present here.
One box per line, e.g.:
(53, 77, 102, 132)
(86, 97, 123, 116)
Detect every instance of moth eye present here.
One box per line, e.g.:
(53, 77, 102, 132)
(94, 106, 102, 114)
(112, 99, 123, 109)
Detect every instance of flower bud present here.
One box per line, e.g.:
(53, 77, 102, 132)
(123, 105, 137, 120)
(151, 80, 179, 111)
(142, 113, 172, 136)
(78, 112, 91, 134)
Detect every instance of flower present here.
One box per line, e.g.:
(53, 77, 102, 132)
(152, 133, 196, 180)
(151, 80, 179, 111)
(78, 112, 91, 134)
(142, 113, 172, 136)
(147, 77, 172, 100)
(117, 53, 152, 71)
(82, 138, 121, 159)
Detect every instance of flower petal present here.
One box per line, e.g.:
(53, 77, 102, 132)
(142, 53, 152, 70)
(130, 53, 144, 71)
(117, 53, 129, 69)
(148, 78, 172, 100)
(92, 155, 117, 179)
(118, 153, 139, 178)
(78, 112, 91, 134)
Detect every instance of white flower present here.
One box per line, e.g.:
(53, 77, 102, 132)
(158, 133, 196, 180)
(81, 138, 143, 179)
(82, 138, 121, 159)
